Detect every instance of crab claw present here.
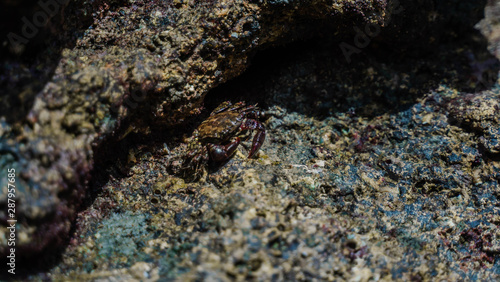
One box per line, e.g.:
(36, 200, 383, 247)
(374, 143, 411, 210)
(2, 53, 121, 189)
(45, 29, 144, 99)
(249, 129, 265, 158)
(241, 119, 265, 158)
(207, 137, 241, 162)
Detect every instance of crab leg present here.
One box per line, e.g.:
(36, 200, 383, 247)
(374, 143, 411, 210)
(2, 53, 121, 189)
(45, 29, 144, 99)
(241, 119, 266, 158)
(249, 129, 265, 158)
(207, 137, 241, 162)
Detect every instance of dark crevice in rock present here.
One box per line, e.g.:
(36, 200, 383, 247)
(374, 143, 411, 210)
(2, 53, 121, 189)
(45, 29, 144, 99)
(205, 23, 498, 120)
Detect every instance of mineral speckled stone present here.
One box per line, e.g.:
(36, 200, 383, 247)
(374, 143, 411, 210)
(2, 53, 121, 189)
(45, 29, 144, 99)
(0, 0, 393, 261)
(1, 0, 500, 280)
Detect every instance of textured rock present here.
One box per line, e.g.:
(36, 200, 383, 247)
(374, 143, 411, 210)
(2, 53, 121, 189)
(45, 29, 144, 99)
(47, 34, 500, 279)
(1, 0, 500, 280)
(0, 0, 398, 261)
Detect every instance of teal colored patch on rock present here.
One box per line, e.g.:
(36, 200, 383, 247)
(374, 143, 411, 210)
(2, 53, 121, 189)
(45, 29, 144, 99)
(95, 211, 152, 263)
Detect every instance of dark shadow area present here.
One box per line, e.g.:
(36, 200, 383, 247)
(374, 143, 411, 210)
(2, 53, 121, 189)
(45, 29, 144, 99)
(1, 1, 81, 124)
(0, 0, 126, 124)
(204, 1, 499, 119)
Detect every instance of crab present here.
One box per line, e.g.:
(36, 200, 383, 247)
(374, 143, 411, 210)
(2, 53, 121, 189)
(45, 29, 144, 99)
(181, 101, 266, 179)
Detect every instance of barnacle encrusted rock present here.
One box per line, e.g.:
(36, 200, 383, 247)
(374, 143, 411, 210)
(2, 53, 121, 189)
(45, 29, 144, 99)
(447, 92, 500, 158)
(0, 0, 402, 259)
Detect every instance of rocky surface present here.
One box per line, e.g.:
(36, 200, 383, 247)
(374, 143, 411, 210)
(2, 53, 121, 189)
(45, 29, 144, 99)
(0, 0, 394, 261)
(0, 0, 499, 280)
